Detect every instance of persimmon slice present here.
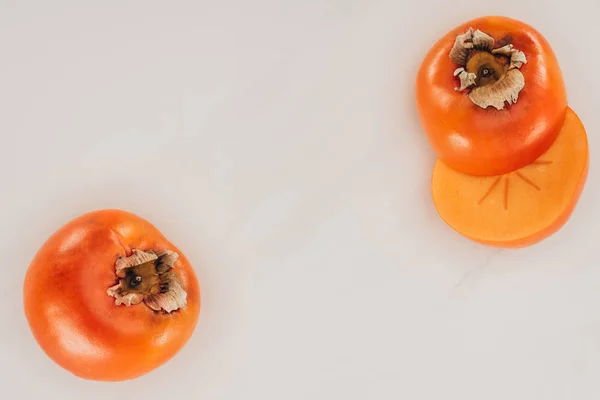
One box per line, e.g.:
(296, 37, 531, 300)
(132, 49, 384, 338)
(431, 108, 588, 248)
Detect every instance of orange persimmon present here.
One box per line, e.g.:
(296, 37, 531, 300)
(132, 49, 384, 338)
(416, 16, 567, 176)
(431, 107, 588, 248)
(23, 209, 201, 381)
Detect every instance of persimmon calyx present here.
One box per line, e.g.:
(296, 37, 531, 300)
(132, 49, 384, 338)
(107, 249, 188, 313)
(449, 27, 527, 110)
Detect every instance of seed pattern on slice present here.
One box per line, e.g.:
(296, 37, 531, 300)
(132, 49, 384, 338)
(478, 160, 551, 210)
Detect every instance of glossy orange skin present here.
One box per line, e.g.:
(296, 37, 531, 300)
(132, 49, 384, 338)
(23, 209, 201, 381)
(416, 16, 567, 176)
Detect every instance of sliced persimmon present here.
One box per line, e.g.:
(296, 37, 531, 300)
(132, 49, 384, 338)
(431, 107, 588, 248)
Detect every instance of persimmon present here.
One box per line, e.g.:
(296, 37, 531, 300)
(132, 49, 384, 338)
(23, 209, 201, 381)
(431, 107, 588, 248)
(416, 16, 567, 176)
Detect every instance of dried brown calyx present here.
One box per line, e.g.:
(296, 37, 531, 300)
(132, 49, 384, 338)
(450, 28, 527, 110)
(107, 249, 187, 313)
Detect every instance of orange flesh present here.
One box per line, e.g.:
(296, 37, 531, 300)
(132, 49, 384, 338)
(431, 108, 588, 248)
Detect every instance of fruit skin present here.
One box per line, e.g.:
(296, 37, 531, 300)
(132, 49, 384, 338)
(23, 209, 201, 381)
(431, 108, 588, 248)
(416, 15, 567, 176)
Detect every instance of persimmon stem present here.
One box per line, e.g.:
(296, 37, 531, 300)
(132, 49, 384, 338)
(107, 249, 187, 313)
(450, 28, 527, 110)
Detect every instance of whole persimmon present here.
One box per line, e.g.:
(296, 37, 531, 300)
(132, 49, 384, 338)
(416, 16, 567, 176)
(23, 209, 201, 381)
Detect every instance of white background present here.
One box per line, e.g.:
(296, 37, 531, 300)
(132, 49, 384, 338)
(1, 0, 599, 399)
